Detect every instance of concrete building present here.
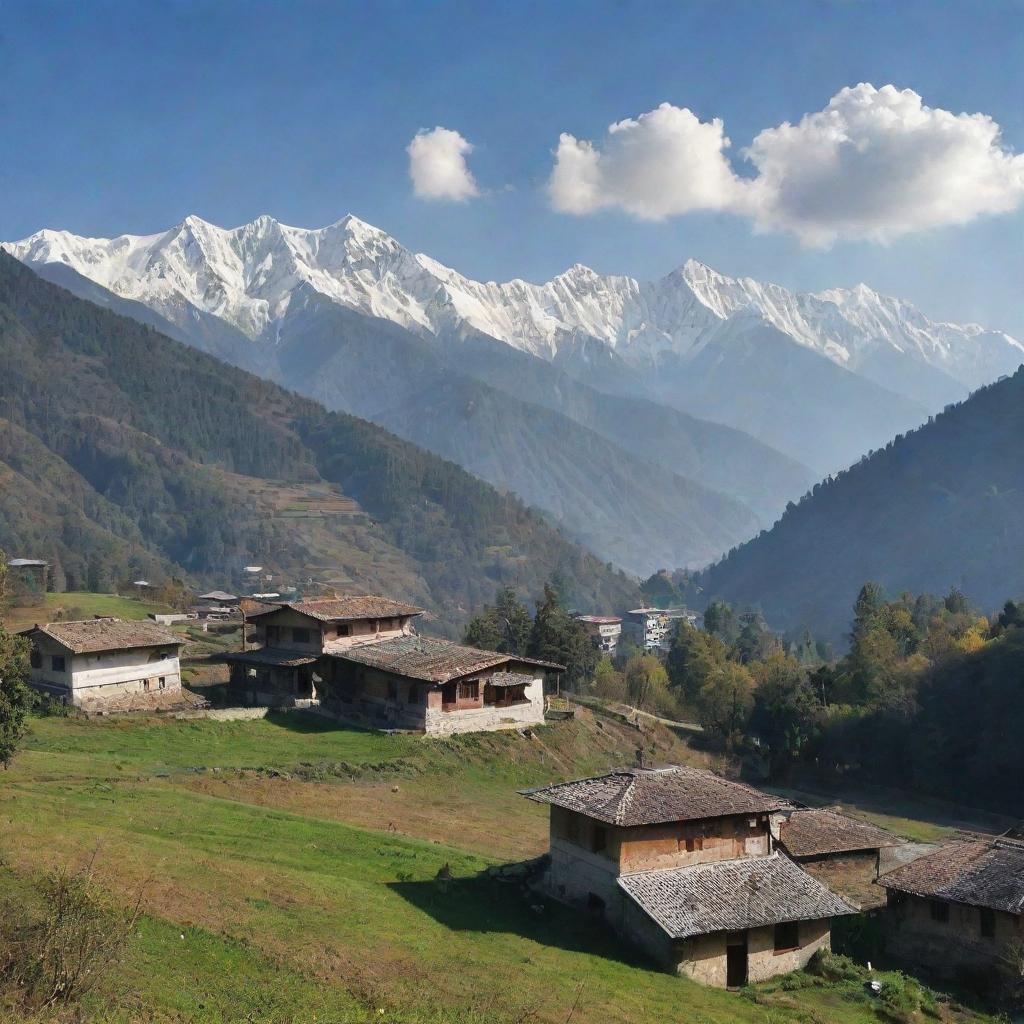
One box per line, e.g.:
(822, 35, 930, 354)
(879, 837, 1024, 983)
(223, 596, 563, 734)
(523, 765, 854, 987)
(777, 807, 905, 910)
(574, 614, 622, 655)
(20, 619, 183, 709)
(623, 608, 697, 652)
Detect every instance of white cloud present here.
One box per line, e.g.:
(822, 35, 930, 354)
(407, 126, 480, 202)
(547, 85, 1024, 246)
(548, 103, 749, 220)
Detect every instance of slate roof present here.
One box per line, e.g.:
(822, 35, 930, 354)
(222, 648, 320, 668)
(26, 619, 182, 655)
(780, 808, 904, 858)
(247, 596, 424, 622)
(879, 839, 1024, 915)
(619, 853, 856, 939)
(330, 634, 561, 683)
(487, 671, 535, 688)
(522, 765, 791, 827)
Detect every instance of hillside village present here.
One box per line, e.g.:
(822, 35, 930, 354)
(3, 552, 1022, 1019)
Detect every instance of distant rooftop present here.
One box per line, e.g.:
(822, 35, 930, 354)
(522, 765, 791, 827)
(575, 615, 622, 624)
(198, 590, 239, 602)
(619, 853, 855, 939)
(780, 808, 904, 858)
(24, 619, 182, 655)
(7, 558, 47, 567)
(879, 838, 1024, 915)
(248, 596, 424, 623)
(331, 633, 561, 683)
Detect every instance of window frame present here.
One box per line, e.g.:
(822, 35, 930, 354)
(773, 921, 800, 954)
(51, 654, 66, 673)
(929, 900, 950, 924)
(291, 626, 313, 645)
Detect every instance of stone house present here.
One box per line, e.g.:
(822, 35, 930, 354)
(777, 807, 905, 910)
(20, 619, 183, 708)
(224, 596, 562, 734)
(523, 765, 855, 987)
(878, 837, 1024, 982)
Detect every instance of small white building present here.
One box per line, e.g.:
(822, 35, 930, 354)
(21, 619, 184, 708)
(624, 608, 698, 652)
(574, 615, 623, 655)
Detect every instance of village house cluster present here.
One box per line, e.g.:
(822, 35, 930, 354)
(222, 596, 562, 735)
(13, 575, 1019, 994)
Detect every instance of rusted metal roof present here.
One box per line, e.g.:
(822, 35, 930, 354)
(522, 765, 791, 827)
(879, 839, 1024, 915)
(780, 808, 904, 858)
(247, 596, 424, 623)
(329, 635, 560, 683)
(24, 619, 182, 655)
(222, 648, 320, 668)
(619, 853, 855, 939)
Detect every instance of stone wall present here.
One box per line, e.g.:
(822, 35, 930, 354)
(670, 919, 830, 987)
(422, 678, 544, 736)
(884, 893, 1019, 979)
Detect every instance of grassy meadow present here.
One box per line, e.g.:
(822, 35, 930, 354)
(0, 707, 999, 1024)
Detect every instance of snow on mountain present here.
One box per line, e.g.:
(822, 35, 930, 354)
(6, 213, 1022, 397)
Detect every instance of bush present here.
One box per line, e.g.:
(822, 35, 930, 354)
(0, 859, 141, 1010)
(807, 948, 864, 983)
(877, 972, 939, 1023)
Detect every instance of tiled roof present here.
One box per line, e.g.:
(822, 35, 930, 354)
(330, 634, 560, 683)
(222, 648, 320, 668)
(522, 765, 791, 827)
(780, 808, 904, 858)
(487, 671, 535, 688)
(248, 596, 424, 622)
(619, 853, 855, 939)
(879, 839, 1024, 915)
(27, 619, 182, 655)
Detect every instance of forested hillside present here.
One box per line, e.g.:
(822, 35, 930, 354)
(699, 367, 1024, 644)
(0, 253, 638, 624)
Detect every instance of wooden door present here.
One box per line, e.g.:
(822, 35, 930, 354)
(726, 931, 748, 988)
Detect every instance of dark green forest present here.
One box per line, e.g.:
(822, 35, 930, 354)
(698, 367, 1024, 645)
(0, 253, 638, 624)
(662, 585, 1024, 815)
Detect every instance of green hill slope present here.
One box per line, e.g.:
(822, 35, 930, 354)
(699, 367, 1024, 644)
(0, 253, 638, 623)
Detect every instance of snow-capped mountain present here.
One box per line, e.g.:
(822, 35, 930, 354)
(6, 213, 1022, 402)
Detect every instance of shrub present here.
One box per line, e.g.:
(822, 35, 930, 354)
(807, 948, 864, 983)
(877, 972, 939, 1023)
(0, 858, 142, 1010)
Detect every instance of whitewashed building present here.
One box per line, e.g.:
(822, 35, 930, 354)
(21, 619, 184, 708)
(574, 615, 622, 655)
(624, 608, 698, 652)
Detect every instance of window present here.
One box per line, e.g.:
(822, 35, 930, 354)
(292, 627, 312, 644)
(387, 680, 399, 701)
(336, 624, 351, 637)
(265, 625, 279, 644)
(159, 677, 166, 689)
(457, 680, 478, 700)
(980, 908, 996, 938)
(406, 684, 418, 705)
(929, 900, 950, 923)
(30, 648, 41, 669)
(51, 655, 66, 673)
(774, 922, 800, 953)
(591, 826, 607, 854)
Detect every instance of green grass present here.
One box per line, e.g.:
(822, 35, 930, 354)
(0, 713, 999, 1024)
(1, 590, 173, 631)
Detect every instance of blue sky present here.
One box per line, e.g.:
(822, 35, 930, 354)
(2, 0, 1022, 333)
